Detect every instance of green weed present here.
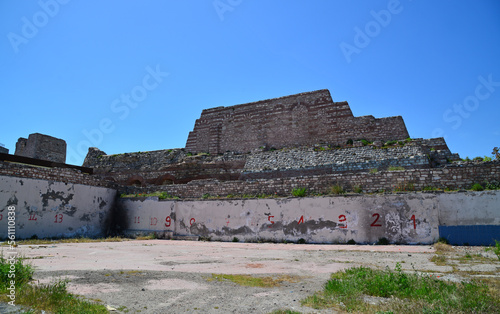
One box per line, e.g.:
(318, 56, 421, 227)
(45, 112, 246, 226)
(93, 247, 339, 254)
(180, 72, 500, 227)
(302, 263, 499, 313)
(291, 187, 307, 197)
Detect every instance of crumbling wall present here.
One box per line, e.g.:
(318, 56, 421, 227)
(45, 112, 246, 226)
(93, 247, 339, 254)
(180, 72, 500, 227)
(125, 161, 500, 198)
(120, 190, 500, 245)
(0, 175, 116, 239)
(243, 142, 430, 174)
(83, 148, 247, 185)
(185, 89, 410, 154)
(15, 133, 66, 163)
(0, 161, 112, 188)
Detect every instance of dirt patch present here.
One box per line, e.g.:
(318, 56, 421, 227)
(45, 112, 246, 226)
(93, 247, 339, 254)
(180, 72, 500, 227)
(6, 240, 499, 313)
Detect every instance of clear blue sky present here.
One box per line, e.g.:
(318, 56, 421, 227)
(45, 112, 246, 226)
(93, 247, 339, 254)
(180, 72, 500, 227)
(1, 0, 499, 165)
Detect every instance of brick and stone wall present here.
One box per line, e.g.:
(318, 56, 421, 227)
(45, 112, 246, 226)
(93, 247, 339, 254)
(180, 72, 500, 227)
(83, 148, 246, 185)
(243, 142, 430, 173)
(15, 133, 66, 163)
(124, 161, 500, 198)
(185, 89, 410, 154)
(0, 161, 112, 188)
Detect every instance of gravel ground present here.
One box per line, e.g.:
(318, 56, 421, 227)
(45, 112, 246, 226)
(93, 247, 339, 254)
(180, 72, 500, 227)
(2, 240, 499, 313)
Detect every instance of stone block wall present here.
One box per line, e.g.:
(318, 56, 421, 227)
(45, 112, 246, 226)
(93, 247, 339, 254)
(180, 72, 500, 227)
(124, 161, 500, 198)
(0, 161, 112, 188)
(83, 148, 247, 185)
(15, 133, 66, 163)
(243, 143, 430, 174)
(185, 89, 410, 154)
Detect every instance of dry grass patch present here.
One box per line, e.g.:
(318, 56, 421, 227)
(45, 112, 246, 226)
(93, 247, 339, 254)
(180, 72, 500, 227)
(434, 242, 455, 253)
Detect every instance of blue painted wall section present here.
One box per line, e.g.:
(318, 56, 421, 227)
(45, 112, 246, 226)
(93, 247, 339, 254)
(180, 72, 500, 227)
(438, 225, 500, 246)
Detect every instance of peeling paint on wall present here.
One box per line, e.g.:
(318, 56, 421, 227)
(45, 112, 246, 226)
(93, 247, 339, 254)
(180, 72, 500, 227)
(0, 175, 116, 239)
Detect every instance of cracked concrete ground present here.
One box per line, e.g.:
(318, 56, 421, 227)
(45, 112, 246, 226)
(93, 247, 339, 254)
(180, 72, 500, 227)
(4, 240, 500, 313)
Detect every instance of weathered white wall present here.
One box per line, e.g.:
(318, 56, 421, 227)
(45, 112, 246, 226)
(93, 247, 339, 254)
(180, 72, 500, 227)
(0, 175, 117, 239)
(122, 193, 442, 244)
(437, 191, 500, 226)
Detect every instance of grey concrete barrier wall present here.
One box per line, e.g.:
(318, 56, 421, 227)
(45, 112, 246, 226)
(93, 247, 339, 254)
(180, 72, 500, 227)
(121, 193, 442, 244)
(0, 175, 117, 239)
(437, 191, 500, 226)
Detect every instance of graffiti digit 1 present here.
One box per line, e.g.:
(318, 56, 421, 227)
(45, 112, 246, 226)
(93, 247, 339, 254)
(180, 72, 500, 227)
(410, 215, 416, 229)
(338, 214, 347, 229)
(297, 215, 304, 224)
(150, 217, 158, 226)
(165, 216, 171, 227)
(29, 214, 37, 221)
(134, 216, 140, 224)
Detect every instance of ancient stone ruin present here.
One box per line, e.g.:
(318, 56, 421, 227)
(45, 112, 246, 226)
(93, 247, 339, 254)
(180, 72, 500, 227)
(14, 133, 66, 163)
(82, 89, 474, 195)
(1, 89, 499, 244)
(185, 89, 409, 154)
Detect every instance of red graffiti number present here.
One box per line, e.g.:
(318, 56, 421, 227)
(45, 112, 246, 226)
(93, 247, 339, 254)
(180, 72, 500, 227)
(54, 214, 63, 223)
(150, 217, 158, 226)
(370, 213, 382, 227)
(339, 214, 347, 229)
(297, 215, 304, 224)
(0, 214, 2, 221)
(190, 218, 196, 226)
(268, 215, 275, 228)
(410, 215, 416, 229)
(134, 216, 140, 224)
(165, 216, 171, 227)
(29, 214, 37, 221)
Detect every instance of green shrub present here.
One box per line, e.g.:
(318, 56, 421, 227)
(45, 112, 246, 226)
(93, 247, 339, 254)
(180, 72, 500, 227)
(385, 140, 397, 146)
(297, 238, 306, 244)
(232, 237, 239, 242)
(388, 166, 404, 171)
(330, 184, 345, 195)
(302, 264, 500, 312)
(473, 156, 483, 162)
(202, 193, 211, 199)
(423, 186, 438, 191)
(369, 168, 378, 174)
(360, 139, 371, 146)
(353, 185, 363, 193)
(346, 139, 354, 145)
(437, 237, 450, 244)
(347, 239, 356, 245)
(291, 187, 307, 197)
(483, 156, 492, 162)
(484, 181, 500, 190)
(376, 237, 390, 245)
(471, 183, 484, 191)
